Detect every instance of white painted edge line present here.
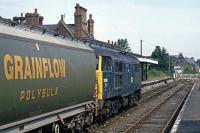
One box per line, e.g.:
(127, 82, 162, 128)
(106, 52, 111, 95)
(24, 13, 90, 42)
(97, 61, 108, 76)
(170, 82, 196, 133)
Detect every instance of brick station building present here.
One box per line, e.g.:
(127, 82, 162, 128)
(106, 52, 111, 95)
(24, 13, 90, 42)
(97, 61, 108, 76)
(13, 3, 94, 39)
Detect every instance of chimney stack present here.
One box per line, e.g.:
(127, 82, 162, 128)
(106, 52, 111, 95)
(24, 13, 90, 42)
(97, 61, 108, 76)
(61, 14, 64, 21)
(39, 16, 43, 25)
(19, 13, 25, 24)
(25, 8, 43, 27)
(74, 4, 81, 37)
(108, 40, 110, 44)
(88, 14, 94, 38)
(74, 3, 88, 37)
(13, 13, 25, 24)
(34, 8, 38, 14)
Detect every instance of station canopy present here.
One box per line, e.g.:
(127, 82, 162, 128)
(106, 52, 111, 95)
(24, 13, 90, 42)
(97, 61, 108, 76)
(137, 57, 158, 64)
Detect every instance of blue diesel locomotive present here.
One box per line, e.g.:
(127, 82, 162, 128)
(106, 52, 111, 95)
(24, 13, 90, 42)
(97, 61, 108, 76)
(93, 46, 141, 118)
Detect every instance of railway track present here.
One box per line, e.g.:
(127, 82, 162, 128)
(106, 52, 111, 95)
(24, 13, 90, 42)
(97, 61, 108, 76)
(124, 82, 193, 133)
(138, 80, 178, 104)
(87, 80, 193, 133)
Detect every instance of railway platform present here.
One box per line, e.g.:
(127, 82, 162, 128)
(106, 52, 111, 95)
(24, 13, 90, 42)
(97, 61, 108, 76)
(141, 77, 174, 86)
(171, 81, 200, 133)
(141, 77, 174, 94)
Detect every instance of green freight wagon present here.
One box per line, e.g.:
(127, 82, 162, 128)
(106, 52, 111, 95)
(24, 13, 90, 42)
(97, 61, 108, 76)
(0, 22, 96, 132)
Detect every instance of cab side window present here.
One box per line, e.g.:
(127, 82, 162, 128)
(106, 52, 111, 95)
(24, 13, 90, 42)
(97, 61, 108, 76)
(102, 56, 112, 71)
(127, 64, 133, 85)
(114, 61, 123, 89)
(135, 64, 140, 72)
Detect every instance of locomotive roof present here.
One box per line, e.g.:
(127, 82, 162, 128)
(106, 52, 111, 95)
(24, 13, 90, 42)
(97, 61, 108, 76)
(0, 23, 94, 52)
(92, 46, 139, 64)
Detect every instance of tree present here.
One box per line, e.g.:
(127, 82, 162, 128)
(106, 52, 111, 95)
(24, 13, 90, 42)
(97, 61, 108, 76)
(114, 39, 131, 52)
(183, 64, 197, 74)
(196, 59, 200, 67)
(151, 46, 170, 71)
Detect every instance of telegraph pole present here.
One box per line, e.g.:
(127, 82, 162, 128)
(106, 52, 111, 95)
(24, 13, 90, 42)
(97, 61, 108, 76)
(169, 55, 171, 73)
(140, 40, 143, 56)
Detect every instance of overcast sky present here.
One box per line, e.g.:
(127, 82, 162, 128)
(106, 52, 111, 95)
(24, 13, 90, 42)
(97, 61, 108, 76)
(1, 0, 200, 59)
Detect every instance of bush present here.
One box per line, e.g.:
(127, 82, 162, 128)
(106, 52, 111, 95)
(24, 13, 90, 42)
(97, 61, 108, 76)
(148, 68, 171, 80)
